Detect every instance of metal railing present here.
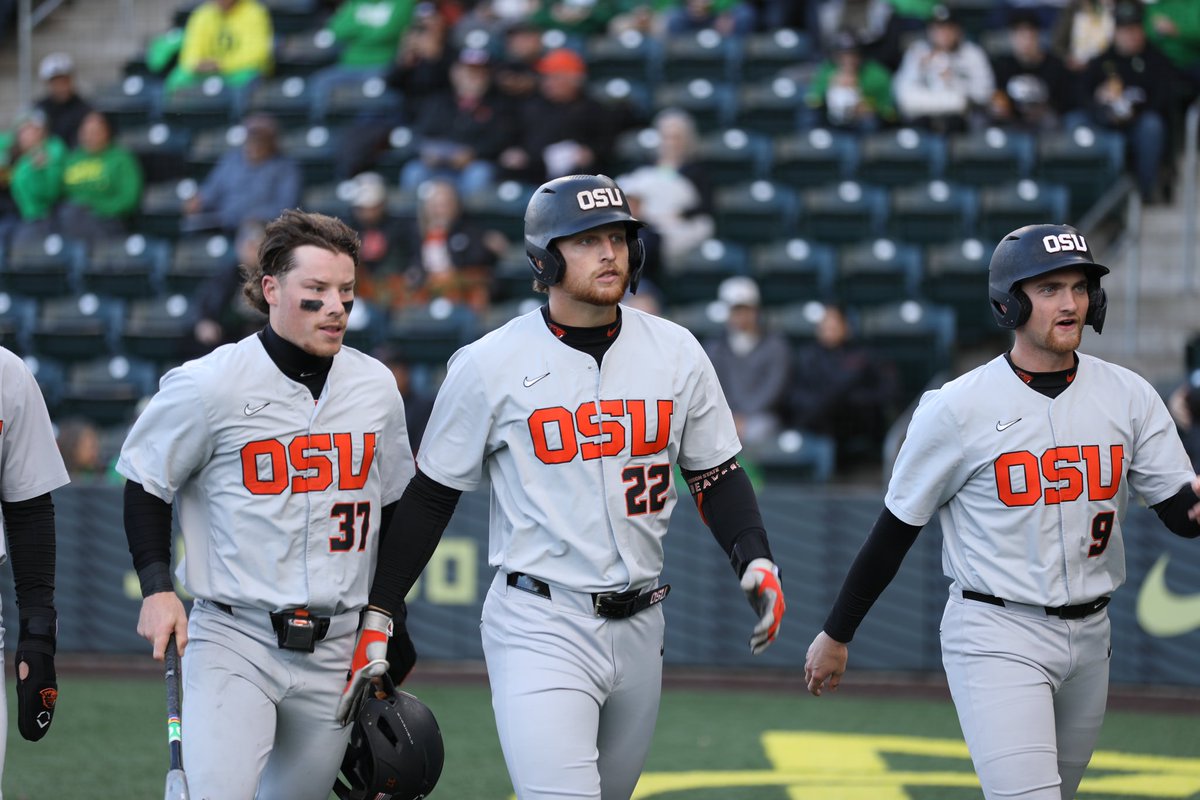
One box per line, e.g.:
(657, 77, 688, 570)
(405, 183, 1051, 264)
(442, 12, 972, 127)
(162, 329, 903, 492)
(1182, 96, 1200, 294)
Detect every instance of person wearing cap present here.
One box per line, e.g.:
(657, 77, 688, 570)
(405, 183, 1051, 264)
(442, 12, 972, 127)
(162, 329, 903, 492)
(34, 52, 91, 149)
(892, 3, 996, 132)
(988, 10, 1076, 131)
(1079, 0, 1178, 201)
(0, 110, 67, 244)
(805, 30, 898, 131)
(499, 47, 620, 185)
(347, 172, 406, 306)
(166, 0, 274, 94)
(182, 113, 301, 235)
(703, 277, 791, 449)
(58, 111, 143, 243)
(399, 47, 517, 197)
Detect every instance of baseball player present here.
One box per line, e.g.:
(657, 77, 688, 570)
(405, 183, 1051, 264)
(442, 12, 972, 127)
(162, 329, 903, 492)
(118, 210, 416, 800)
(339, 173, 787, 800)
(804, 223, 1200, 799)
(0, 347, 70, 785)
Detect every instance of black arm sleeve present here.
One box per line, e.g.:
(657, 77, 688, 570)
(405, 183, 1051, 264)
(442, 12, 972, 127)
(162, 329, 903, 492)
(123, 480, 176, 596)
(823, 508, 923, 644)
(1151, 483, 1200, 539)
(2, 493, 56, 609)
(368, 469, 462, 614)
(378, 501, 398, 544)
(681, 457, 773, 577)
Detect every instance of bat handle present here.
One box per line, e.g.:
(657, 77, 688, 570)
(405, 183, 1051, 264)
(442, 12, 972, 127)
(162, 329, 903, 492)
(164, 634, 184, 772)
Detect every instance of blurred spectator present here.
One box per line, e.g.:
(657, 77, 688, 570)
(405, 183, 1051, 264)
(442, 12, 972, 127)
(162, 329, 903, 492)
(1168, 369, 1200, 472)
(1078, 0, 1176, 201)
(192, 219, 268, 352)
(494, 18, 546, 102)
(892, 4, 995, 132)
(615, 108, 714, 264)
(181, 113, 301, 235)
(988, 10, 1076, 130)
(804, 31, 898, 131)
(0, 109, 67, 246)
(374, 344, 436, 451)
(662, 0, 757, 36)
(347, 172, 407, 306)
(309, 0, 416, 119)
(703, 277, 790, 447)
(787, 303, 898, 465)
(817, 0, 904, 70)
(400, 47, 516, 196)
(34, 53, 91, 149)
(1052, 0, 1115, 72)
(622, 282, 664, 316)
(57, 112, 144, 244)
(530, 0, 616, 35)
(402, 179, 504, 311)
(56, 417, 120, 484)
(498, 48, 620, 185)
(165, 0, 274, 94)
(1144, 0, 1200, 90)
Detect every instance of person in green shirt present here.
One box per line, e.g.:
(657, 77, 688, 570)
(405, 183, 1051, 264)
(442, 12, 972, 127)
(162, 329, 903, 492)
(310, 0, 416, 121)
(58, 111, 144, 243)
(1144, 0, 1200, 89)
(0, 109, 67, 246)
(805, 32, 897, 131)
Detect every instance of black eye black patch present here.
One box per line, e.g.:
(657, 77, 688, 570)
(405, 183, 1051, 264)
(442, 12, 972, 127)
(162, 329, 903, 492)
(343, 300, 354, 315)
(299, 299, 323, 312)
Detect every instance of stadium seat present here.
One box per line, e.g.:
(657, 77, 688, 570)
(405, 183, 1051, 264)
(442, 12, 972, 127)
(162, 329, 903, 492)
(859, 300, 956, 403)
(712, 181, 799, 244)
(119, 123, 192, 184)
(24, 354, 66, 411)
(584, 30, 661, 85)
(166, 234, 238, 295)
(319, 76, 402, 126)
(56, 355, 158, 427)
(31, 294, 124, 362)
(280, 124, 345, 185)
(920, 237, 998, 346)
(660, 29, 742, 84)
(588, 77, 653, 126)
(772, 128, 859, 189)
(462, 181, 535, 243)
(764, 300, 824, 349)
(664, 301, 725, 343)
(0, 234, 84, 298)
(887, 180, 979, 244)
(795, 181, 888, 244)
(740, 428, 835, 483)
(262, 0, 321, 34)
(91, 75, 158, 132)
(245, 77, 318, 129)
(82, 234, 171, 298)
(660, 238, 748, 306)
(977, 179, 1070, 244)
(301, 180, 359, 221)
(275, 29, 340, 78)
(611, 127, 660, 175)
(749, 238, 836, 306)
(161, 77, 238, 135)
(185, 124, 242, 180)
(855, 128, 946, 187)
(0, 293, 37, 354)
(138, 179, 196, 240)
(492, 244, 541, 303)
(373, 125, 422, 175)
(385, 300, 477, 366)
(341, 298, 389, 353)
(946, 127, 1035, 186)
(834, 238, 923, 308)
(1035, 126, 1125, 219)
(741, 29, 813, 82)
(120, 294, 197, 364)
(653, 80, 736, 133)
(692, 128, 772, 185)
(731, 77, 806, 136)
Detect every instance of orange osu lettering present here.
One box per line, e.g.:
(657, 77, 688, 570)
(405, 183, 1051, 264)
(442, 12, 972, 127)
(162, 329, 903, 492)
(240, 432, 378, 495)
(530, 400, 674, 465)
(995, 444, 1123, 507)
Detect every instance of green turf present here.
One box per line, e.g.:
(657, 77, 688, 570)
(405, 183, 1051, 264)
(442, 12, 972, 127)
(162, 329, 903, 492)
(4, 677, 1198, 799)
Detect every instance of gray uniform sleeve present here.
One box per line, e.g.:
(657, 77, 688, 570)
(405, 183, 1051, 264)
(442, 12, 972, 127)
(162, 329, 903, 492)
(885, 389, 968, 526)
(1128, 381, 1198, 507)
(414, 350, 493, 492)
(678, 338, 742, 471)
(1, 354, 69, 503)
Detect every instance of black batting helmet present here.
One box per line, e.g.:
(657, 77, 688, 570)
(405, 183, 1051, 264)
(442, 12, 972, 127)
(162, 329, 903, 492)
(333, 677, 444, 800)
(988, 223, 1109, 334)
(524, 173, 648, 292)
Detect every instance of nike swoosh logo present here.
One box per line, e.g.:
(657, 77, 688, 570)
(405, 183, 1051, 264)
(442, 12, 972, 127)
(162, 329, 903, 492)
(1136, 554, 1200, 637)
(996, 418, 1022, 432)
(244, 402, 271, 416)
(523, 372, 550, 388)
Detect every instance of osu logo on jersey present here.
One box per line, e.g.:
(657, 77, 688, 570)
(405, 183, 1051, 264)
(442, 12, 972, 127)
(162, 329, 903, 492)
(1042, 232, 1088, 254)
(240, 432, 376, 494)
(576, 187, 624, 210)
(994, 444, 1123, 506)
(529, 399, 673, 464)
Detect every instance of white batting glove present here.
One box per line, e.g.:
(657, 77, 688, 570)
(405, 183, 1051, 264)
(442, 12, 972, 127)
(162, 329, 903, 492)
(336, 609, 392, 725)
(741, 558, 785, 655)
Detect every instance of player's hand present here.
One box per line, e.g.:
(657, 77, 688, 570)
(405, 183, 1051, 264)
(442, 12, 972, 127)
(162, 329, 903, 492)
(741, 558, 785, 655)
(15, 606, 58, 741)
(805, 631, 849, 696)
(386, 601, 417, 685)
(337, 608, 392, 725)
(137, 591, 189, 660)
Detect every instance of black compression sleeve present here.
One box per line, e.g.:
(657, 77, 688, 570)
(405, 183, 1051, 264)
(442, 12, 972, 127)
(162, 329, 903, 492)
(681, 457, 773, 577)
(823, 508, 923, 643)
(123, 480, 176, 596)
(369, 469, 462, 614)
(379, 501, 398, 544)
(1151, 484, 1200, 539)
(2, 493, 56, 609)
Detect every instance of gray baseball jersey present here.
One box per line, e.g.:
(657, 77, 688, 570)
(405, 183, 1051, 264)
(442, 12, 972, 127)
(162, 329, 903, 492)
(888, 353, 1194, 799)
(419, 304, 739, 799)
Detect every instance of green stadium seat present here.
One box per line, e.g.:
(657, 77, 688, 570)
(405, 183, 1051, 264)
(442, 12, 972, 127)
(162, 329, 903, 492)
(1035, 126, 1125, 219)
(280, 124, 345, 185)
(731, 77, 806, 136)
(320, 77, 402, 126)
(166, 234, 237, 295)
(119, 123, 192, 184)
(91, 75, 158, 132)
(946, 127, 1035, 187)
(584, 30, 661, 85)
(659, 238, 748, 306)
(772, 128, 859, 189)
(920, 237, 998, 346)
(31, 294, 124, 363)
(652, 80, 736, 133)
(161, 77, 238, 135)
(0, 293, 37, 354)
(462, 181, 535, 243)
(712, 181, 799, 244)
(82, 234, 171, 298)
(660, 29, 741, 84)
(977, 179, 1070, 244)
(740, 429, 835, 483)
(855, 128, 946, 187)
(741, 29, 812, 82)
(834, 239, 922, 308)
(275, 30, 340, 78)
(245, 77, 317, 130)
(1, 234, 84, 298)
(750, 238, 836, 306)
(57, 355, 158, 427)
(859, 300, 956, 403)
(120, 294, 197, 364)
(887, 180, 979, 244)
(796, 180, 887, 244)
(385, 301, 477, 366)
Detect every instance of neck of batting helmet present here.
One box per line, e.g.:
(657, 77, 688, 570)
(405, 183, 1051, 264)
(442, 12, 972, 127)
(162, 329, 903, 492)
(524, 173, 648, 293)
(987, 223, 1109, 334)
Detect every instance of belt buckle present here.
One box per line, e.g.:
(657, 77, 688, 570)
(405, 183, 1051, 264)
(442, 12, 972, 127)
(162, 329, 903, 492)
(271, 608, 329, 652)
(593, 592, 614, 616)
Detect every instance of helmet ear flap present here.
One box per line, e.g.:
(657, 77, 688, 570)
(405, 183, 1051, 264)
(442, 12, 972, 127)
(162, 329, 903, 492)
(526, 241, 566, 287)
(627, 226, 646, 294)
(1086, 282, 1107, 334)
(1012, 287, 1032, 328)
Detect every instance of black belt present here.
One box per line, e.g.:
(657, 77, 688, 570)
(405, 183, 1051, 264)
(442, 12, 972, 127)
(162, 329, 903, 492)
(962, 590, 1111, 620)
(212, 601, 332, 650)
(506, 572, 670, 619)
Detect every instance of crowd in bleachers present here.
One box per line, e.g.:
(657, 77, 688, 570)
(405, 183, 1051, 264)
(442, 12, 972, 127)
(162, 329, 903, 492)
(3, 0, 1200, 481)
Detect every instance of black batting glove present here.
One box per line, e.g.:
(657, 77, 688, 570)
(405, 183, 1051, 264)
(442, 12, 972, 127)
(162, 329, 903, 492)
(15, 606, 58, 741)
(387, 601, 417, 685)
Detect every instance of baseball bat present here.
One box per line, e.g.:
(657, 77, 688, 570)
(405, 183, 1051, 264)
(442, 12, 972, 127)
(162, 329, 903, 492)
(164, 634, 192, 800)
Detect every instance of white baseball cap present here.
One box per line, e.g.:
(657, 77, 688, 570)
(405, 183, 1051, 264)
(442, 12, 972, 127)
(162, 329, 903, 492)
(353, 172, 387, 207)
(718, 276, 760, 308)
(39, 52, 74, 81)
